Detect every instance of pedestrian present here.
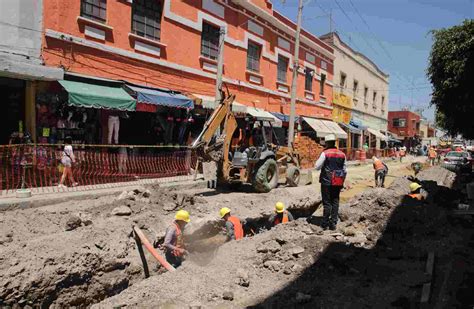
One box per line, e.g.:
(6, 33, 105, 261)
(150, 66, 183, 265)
(399, 146, 406, 162)
(58, 136, 78, 188)
(363, 142, 369, 153)
(428, 146, 437, 166)
(267, 202, 294, 228)
(315, 134, 347, 230)
(163, 210, 190, 268)
(220, 207, 243, 241)
(372, 156, 388, 187)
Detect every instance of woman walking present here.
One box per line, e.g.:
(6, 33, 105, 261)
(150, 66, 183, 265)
(59, 136, 78, 188)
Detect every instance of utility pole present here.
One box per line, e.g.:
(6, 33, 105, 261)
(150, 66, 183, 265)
(215, 27, 226, 104)
(287, 0, 304, 148)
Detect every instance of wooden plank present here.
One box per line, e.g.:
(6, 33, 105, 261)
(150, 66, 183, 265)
(420, 282, 432, 303)
(425, 251, 435, 276)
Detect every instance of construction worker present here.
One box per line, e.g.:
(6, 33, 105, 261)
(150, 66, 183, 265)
(163, 210, 190, 268)
(268, 202, 294, 227)
(220, 207, 244, 241)
(399, 146, 406, 162)
(373, 156, 388, 187)
(407, 182, 424, 201)
(315, 134, 347, 230)
(428, 146, 437, 166)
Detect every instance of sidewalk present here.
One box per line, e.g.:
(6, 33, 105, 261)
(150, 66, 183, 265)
(0, 174, 206, 211)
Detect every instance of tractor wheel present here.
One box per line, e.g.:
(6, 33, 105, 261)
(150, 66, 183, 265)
(286, 165, 300, 187)
(253, 159, 278, 193)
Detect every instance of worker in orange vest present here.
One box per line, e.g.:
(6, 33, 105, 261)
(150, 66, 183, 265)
(163, 210, 190, 268)
(407, 183, 424, 201)
(220, 207, 244, 241)
(372, 156, 388, 187)
(428, 147, 437, 166)
(268, 202, 294, 228)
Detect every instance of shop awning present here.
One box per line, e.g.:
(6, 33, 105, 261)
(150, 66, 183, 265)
(59, 80, 136, 111)
(339, 122, 362, 134)
(350, 119, 368, 130)
(303, 117, 347, 139)
(320, 120, 348, 139)
(246, 106, 279, 122)
(270, 112, 300, 122)
(367, 128, 389, 141)
(192, 93, 247, 113)
(126, 85, 193, 109)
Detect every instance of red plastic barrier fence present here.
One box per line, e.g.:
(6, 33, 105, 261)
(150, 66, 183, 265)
(0, 144, 197, 196)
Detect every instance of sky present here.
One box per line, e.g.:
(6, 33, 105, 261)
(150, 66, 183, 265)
(272, 0, 474, 122)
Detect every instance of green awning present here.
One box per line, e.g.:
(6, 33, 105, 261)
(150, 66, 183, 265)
(59, 80, 136, 111)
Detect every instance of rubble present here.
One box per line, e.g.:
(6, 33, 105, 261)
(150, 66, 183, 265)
(111, 206, 132, 216)
(65, 215, 82, 231)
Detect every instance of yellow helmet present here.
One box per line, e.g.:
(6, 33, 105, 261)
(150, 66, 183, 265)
(275, 202, 285, 213)
(409, 182, 422, 192)
(175, 210, 190, 223)
(219, 207, 231, 218)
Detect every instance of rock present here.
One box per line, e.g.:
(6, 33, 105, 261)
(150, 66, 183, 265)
(137, 198, 151, 204)
(126, 191, 137, 200)
(222, 291, 234, 301)
(343, 227, 356, 236)
(257, 240, 281, 254)
(290, 246, 305, 257)
(263, 260, 283, 272)
(116, 191, 128, 201)
(163, 202, 178, 212)
(236, 268, 250, 287)
(111, 206, 132, 216)
(142, 190, 151, 198)
(65, 215, 82, 231)
(207, 293, 219, 302)
(295, 292, 311, 303)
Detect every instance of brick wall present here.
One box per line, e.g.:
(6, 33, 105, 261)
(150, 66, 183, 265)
(294, 135, 323, 169)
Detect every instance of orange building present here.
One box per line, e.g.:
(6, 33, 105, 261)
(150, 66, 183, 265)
(41, 0, 334, 118)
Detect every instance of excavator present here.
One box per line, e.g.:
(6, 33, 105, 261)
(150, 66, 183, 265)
(192, 89, 300, 193)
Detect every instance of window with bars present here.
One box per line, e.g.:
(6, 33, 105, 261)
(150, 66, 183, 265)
(320, 73, 326, 95)
(201, 22, 220, 60)
(277, 55, 288, 83)
(81, 0, 107, 23)
(132, 0, 163, 41)
(305, 68, 313, 91)
(353, 80, 359, 95)
(246, 41, 261, 72)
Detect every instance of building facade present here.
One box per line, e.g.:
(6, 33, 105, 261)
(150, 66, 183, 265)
(40, 0, 335, 120)
(320, 32, 389, 151)
(0, 0, 63, 143)
(388, 110, 421, 147)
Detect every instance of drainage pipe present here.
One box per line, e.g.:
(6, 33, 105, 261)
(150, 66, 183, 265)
(133, 226, 176, 272)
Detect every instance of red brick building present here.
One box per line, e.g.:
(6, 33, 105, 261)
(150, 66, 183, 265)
(388, 110, 421, 146)
(41, 0, 335, 118)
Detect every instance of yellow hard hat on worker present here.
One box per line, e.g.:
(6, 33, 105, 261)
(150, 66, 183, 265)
(220, 207, 231, 218)
(275, 202, 285, 213)
(409, 183, 422, 192)
(175, 210, 191, 223)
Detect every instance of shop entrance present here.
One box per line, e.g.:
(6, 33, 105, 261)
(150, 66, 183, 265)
(0, 77, 25, 144)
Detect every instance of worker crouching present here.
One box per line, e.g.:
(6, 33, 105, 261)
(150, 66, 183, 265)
(407, 183, 424, 201)
(220, 207, 243, 241)
(268, 202, 294, 228)
(163, 210, 190, 268)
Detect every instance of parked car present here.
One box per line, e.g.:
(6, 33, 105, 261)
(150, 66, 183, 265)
(442, 151, 473, 173)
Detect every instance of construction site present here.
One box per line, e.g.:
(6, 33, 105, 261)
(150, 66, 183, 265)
(1, 158, 473, 308)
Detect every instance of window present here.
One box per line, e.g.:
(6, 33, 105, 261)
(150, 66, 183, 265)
(277, 55, 288, 83)
(372, 91, 377, 110)
(305, 68, 313, 92)
(201, 22, 220, 60)
(353, 80, 359, 95)
(364, 87, 368, 103)
(321, 60, 327, 70)
(246, 41, 261, 72)
(393, 118, 406, 127)
(340, 72, 346, 90)
(132, 0, 163, 41)
(381, 96, 385, 112)
(320, 73, 326, 95)
(81, 0, 107, 23)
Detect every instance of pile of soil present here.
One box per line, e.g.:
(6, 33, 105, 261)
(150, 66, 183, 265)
(95, 167, 457, 308)
(0, 184, 320, 307)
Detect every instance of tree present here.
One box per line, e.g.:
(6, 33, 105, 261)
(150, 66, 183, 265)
(427, 20, 474, 139)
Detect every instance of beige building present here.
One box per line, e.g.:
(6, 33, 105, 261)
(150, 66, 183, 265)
(320, 32, 389, 151)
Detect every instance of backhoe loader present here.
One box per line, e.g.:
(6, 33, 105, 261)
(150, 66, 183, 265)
(192, 90, 300, 192)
